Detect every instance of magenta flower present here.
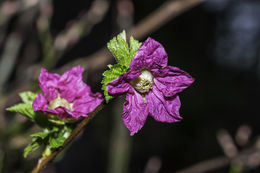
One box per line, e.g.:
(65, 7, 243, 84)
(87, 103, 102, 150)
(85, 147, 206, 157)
(33, 65, 103, 120)
(107, 38, 194, 135)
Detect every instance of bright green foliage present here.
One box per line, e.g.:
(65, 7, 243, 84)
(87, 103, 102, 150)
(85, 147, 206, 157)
(30, 128, 58, 139)
(102, 31, 141, 102)
(7, 103, 35, 120)
(102, 64, 127, 102)
(107, 31, 128, 66)
(49, 136, 66, 148)
(24, 139, 41, 158)
(31, 131, 50, 139)
(107, 31, 141, 67)
(49, 125, 72, 148)
(23, 126, 73, 158)
(7, 91, 37, 120)
(129, 36, 142, 65)
(7, 91, 58, 128)
(19, 91, 37, 104)
(6, 91, 74, 158)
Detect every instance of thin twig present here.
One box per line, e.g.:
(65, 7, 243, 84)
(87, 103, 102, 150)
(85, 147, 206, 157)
(53, 0, 110, 63)
(31, 101, 104, 173)
(58, 0, 205, 72)
(176, 143, 260, 173)
(176, 156, 230, 173)
(128, 0, 205, 39)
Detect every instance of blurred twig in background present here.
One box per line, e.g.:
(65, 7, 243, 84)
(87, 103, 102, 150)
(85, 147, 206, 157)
(176, 125, 260, 173)
(58, 0, 205, 72)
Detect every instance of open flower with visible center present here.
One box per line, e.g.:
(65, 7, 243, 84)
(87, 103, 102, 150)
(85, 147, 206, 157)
(107, 38, 194, 135)
(33, 65, 103, 120)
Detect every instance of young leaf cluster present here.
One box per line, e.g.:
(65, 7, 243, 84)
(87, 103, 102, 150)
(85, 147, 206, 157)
(102, 31, 142, 102)
(24, 125, 73, 157)
(7, 91, 73, 158)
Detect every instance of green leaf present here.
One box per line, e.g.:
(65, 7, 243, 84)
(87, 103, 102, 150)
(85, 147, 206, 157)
(19, 91, 37, 104)
(103, 31, 141, 103)
(24, 140, 41, 158)
(48, 125, 72, 149)
(24, 126, 62, 157)
(30, 128, 58, 139)
(129, 36, 142, 63)
(107, 31, 128, 66)
(107, 31, 141, 67)
(47, 114, 65, 125)
(42, 145, 52, 157)
(6, 91, 38, 120)
(7, 103, 35, 120)
(30, 131, 49, 139)
(49, 136, 66, 148)
(101, 64, 127, 102)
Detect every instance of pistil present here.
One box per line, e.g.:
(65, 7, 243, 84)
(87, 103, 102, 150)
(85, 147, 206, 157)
(48, 94, 73, 111)
(131, 70, 154, 94)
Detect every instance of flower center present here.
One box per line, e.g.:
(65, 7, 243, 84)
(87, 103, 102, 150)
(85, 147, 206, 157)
(131, 70, 154, 94)
(48, 94, 73, 111)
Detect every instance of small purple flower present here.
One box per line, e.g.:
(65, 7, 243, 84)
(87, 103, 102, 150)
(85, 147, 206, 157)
(33, 65, 103, 120)
(107, 38, 194, 135)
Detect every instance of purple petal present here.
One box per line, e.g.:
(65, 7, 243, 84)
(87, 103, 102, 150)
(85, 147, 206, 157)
(122, 89, 148, 136)
(153, 66, 194, 97)
(33, 94, 84, 119)
(107, 70, 140, 96)
(33, 94, 58, 115)
(73, 92, 103, 117)
(146, 85, 182, 123)
(164, 96, 182, 120)
(54, 107, 79, 120)
(130, 37, 168, 70)
(58, 65, 90, 102)
(34, 66, 104, 120)
(39, 68, 60, 102)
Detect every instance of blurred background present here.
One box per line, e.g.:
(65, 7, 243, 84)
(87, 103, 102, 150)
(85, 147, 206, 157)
(1, 0, 260, 172)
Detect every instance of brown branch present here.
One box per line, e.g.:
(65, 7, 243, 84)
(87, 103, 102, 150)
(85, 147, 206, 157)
(53, 0, 110, 59)
(128, 0, 204, 40)
(58, 0, 205, 72)
(31, 101, 104, 173)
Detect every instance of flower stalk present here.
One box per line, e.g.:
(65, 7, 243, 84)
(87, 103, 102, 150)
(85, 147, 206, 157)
(31, 101, 104, 173)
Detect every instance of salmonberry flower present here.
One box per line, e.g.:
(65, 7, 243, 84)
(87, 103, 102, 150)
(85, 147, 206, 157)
(33, 65, 103, 120)
(107, 38, 194, 135)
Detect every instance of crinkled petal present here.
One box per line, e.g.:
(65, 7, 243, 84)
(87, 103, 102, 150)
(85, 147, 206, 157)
(107, 70, 140, 96)
(153, 66, 194, 97)
(33, 93, 58, 115)
(122, 88, 148, 136)
(54, 107, 79, 120)
(33, 94, 82, 119)
(35, 66, 104, 120)
(130, 37, 168, 70)
(58, 65, 89, 102)
(73, 92, 103, 117)
(146, 85, 182, 122)
(164, 96, 182, 120)
(39, 68, 60, 102)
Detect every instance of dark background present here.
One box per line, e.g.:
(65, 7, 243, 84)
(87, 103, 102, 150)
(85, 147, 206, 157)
(1, 0, 260, 172)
